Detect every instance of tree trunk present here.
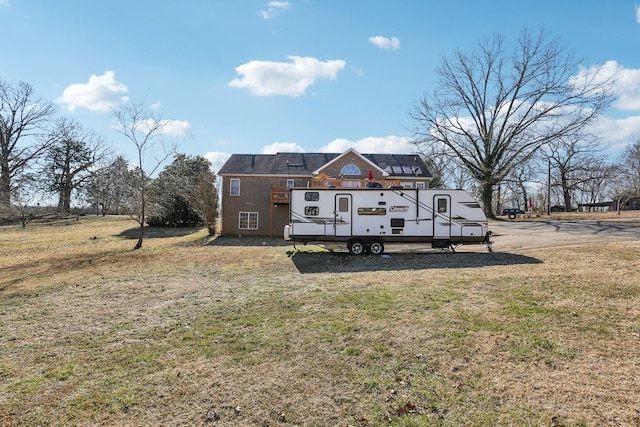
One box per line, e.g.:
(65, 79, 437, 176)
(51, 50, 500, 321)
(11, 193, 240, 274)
(58, 190, 72, 213)
(480, 182, 496, 219)
(134, 175, 146, 250)
(134, 226, 144, 250)
(0, 159, 11, 209)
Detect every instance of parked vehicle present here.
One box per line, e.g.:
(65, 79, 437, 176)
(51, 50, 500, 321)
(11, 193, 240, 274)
(501, 208, 525, 219)
(501, 208, 525, 215)
(284, 187, 492, 254)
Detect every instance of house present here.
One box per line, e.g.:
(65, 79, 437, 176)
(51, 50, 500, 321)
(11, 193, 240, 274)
(217, 149, 432, 237)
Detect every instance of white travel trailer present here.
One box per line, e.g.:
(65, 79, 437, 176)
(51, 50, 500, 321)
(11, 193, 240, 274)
(284, 187, 492, 254)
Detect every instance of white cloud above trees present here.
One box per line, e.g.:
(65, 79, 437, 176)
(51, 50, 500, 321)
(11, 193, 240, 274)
(261, 142, 306, 154)
(369, 36, 400, 51)
(318, 135, 416, 154)
(261, 1, 290, 19)
(259, 136, 416, 155)
(204, 151, 232, 173)
(57, 71, 129, 112)
(229, 56, 346, 97)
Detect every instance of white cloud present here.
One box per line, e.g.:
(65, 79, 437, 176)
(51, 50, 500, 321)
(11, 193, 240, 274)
(590, 114, 640, 151)
(229, 56, 346, 97)
(204, 151, 232, 173)
(572, 60, 640, 111)
(0, 0, 10, 7)
(133, 118, 191, 139)
(610, 63, 640, 111)
(57, 71, 129, 112)
(369, 36, 400, 51)
(636, 5, 640, 24)
(261, 1, 290, 19)
(162, 119, 192, 138)
(318, 135, 416, 154)
(261, 142, 306, 154)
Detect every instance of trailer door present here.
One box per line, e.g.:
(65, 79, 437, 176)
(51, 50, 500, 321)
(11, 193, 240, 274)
(433, 195, 451, 239)
(334, 194, 352, 236)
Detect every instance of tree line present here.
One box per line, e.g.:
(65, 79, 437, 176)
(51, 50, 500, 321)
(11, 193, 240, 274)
(0, 82, 218, 249)
(410, 29, 640, 217)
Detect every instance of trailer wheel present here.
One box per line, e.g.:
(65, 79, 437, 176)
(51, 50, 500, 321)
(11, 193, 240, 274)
(347, 239, 366, 255)
(368, 240, 385, 255)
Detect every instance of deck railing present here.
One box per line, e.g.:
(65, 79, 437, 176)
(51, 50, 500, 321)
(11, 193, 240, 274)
(310, 178, 401, 188)
(271, 186, 290, 204)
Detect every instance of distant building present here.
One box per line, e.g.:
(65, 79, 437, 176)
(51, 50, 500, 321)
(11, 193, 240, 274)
(217, 149, 432, 237)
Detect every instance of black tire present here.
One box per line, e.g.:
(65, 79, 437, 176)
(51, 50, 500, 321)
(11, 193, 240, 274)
(347, 239, 366, 255)
(508, 213, 516, 220)
(368, 240, 385, 255)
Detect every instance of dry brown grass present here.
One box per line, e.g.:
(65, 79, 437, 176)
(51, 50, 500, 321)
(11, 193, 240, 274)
(1, 215, 639, 426)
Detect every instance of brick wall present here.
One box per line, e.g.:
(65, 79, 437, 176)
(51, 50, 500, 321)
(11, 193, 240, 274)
(220, 175, 310, 237)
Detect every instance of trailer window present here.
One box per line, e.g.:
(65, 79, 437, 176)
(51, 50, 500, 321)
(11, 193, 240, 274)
(304, 206, 319, 216)
(357, 207, 386, 215)
(437, 198, 448, 213)
(338, 197, 349, 212)
(305, 192, 319, 201)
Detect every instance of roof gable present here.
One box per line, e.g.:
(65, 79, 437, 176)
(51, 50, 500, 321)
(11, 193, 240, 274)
(312, 148, 386, 176)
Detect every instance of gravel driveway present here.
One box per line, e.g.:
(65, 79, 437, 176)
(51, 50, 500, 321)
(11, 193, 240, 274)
(489, 218, 640, 251)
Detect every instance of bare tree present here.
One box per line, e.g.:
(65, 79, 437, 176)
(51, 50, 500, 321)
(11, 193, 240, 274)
(416, 143, 473, 190)
(41, 117, 111, 213)
(113, 100, 179, 249)
(0, 80, 57, 211)
(9, 172, 52, 227)
(613, 136, 640, 213)
(410, 29, 614, 218)
(504, 161, 537, 211)
(543, 135, 605, 211)
(575, 158, 615, 208)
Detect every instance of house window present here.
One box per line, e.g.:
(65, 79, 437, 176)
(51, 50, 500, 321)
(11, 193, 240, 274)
(286, 179, 295, 188)
(230, 178, 240, 196)
(416, 182, 426, 189)
(340, 164, 361, 175)
(239, 212, 258, 229)
(342, 180, 361, 187)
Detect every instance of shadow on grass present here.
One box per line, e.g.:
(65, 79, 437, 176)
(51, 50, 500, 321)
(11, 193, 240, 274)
(117, 226, 202, 239)
(289, 250, 542, 274)
(207, 235, 291, 247)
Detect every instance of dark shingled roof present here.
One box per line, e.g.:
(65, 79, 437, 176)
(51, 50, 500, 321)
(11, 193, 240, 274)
(218, 152, 432, 178)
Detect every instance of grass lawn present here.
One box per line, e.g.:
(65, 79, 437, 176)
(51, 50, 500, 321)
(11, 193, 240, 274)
(0, 215, 639, 426)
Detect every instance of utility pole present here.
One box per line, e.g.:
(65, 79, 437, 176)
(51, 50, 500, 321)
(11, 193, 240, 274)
(547, 159, 551, 215)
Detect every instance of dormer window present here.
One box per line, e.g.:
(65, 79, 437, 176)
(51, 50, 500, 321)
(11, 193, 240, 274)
(340, 164, 361, 176)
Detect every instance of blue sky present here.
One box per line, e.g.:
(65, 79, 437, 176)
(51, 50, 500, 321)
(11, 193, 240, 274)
(1, 0, 640, 173)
